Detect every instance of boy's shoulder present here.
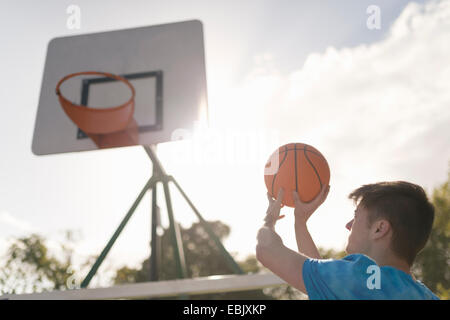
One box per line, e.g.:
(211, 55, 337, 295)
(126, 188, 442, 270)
(306, 253, 377, 273)
(303, 253, 440, 300)
(313, 253, 376, 264)
(339, 253, 375, 264)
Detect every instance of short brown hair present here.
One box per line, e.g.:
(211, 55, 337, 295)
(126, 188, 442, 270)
(348, 181, 435, 265)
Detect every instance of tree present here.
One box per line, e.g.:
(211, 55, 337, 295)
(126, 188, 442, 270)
(0, 233, 72, 294)
(0, 231, 108, 295)
(412, 169, 450, 299)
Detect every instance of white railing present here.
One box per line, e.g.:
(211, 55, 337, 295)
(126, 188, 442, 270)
(0, 273, 286, 300)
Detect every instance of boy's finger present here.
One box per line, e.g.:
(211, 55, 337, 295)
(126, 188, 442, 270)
(322, 185, 330, 199)
(320, 186, 326, 198)
(277, 215, 285, 220)
(275, 188, 284, 204)
(292, 190, 300, 202)
(318, 185, 330, 204)
(293, 190, 307, 205)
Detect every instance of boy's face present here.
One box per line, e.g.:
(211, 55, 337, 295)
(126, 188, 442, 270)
(345, 203, 372, 254)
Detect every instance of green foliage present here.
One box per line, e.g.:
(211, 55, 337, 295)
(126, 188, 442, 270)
(0, 234, 72, 294)
(412, 169, 450, 299)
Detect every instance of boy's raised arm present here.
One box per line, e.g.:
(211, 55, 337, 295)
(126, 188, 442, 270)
(293, 185, 330, 259)
(256, 188, 309, 294)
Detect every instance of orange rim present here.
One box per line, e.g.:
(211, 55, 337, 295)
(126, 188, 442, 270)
(56, 71, 136, 134)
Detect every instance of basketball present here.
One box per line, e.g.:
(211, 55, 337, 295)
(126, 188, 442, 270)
(264, 143, 330, 208)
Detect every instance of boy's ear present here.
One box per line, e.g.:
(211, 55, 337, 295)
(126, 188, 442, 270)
(372, 219, 391, 240)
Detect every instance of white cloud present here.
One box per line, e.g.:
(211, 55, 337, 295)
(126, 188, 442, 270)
(209, 0, 450, 253)
(265, 0, 450, 188)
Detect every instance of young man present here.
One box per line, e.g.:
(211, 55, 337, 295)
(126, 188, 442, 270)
(256, 181, 439, 299)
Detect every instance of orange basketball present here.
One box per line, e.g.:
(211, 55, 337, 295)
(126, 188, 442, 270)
(264, 143, 330, 208)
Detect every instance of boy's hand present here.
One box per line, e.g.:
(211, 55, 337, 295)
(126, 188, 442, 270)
(264, 188, 286, 228)
(292, 185, 330, 224)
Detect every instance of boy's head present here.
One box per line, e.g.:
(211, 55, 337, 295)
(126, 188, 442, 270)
(345, 181, 435, 266)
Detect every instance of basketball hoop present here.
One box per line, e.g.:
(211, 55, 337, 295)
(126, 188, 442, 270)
(56, 71, 139, 148)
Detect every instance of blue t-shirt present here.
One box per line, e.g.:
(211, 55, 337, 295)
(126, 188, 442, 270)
(302, 254, 439, 300)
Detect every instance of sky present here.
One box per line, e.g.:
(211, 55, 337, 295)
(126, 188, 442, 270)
(1, 0, 449, 287)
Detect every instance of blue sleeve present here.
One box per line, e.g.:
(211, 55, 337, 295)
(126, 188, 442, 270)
(302, 254, 374, 300)
(302, 254, 440, 300)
